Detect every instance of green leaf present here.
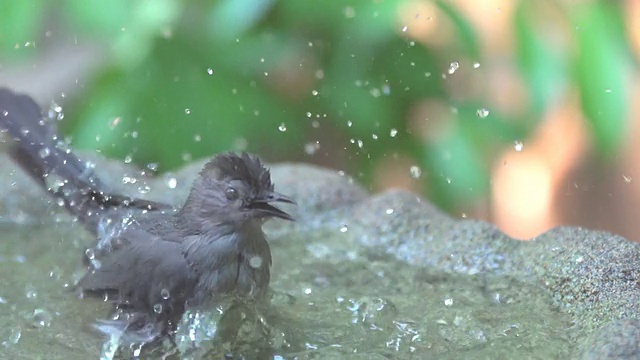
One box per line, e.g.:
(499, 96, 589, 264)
(434, 0, 480, 59)
(423, 118, 489, 207)
(63, 0, 131, 35)
(514, 0, 567, 115)
(65, 35, 300, 170)
(572, 2, 630, 156)
(208, 0, 276, 41)
(0, 0, 45, 59)
(63, 0, 182, 66)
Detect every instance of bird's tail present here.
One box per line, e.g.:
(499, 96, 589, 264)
(0, 88, 169, 233)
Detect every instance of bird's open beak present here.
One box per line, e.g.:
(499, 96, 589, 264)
(250, 191, 296, 221)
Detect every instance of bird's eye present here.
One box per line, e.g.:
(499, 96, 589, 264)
(225, 187, 238, 200)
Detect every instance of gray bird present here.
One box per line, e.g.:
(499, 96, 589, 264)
(0, 88, 294, 343)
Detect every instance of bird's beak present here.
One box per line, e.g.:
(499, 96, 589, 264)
(250, 191, 296, 221)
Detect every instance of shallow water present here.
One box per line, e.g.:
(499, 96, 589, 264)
(0, 219, 578, 359)
(0, 222, 104, 359)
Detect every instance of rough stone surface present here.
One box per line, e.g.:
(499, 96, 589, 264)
(577, 319, 640, 360)
(0, 152, 639, 358)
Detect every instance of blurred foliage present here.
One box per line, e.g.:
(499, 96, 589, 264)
(0, 0, 636, 211)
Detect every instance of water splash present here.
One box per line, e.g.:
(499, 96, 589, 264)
(38, 147, 50, 158)
(409, 166, 421, 179)
(476, 108, 489, 118)
(448, 61, 460, 74)
(514, 141, 524, 152)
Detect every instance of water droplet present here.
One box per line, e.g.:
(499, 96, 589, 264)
(132, 345, 143, 357)
(182, 153, 192, 162)
(2, 110, 8, 116)
(38, 147, 50, 158)
(444, 298, 454, 306)
(623, 175, 632, 183)
(131, 131, 138, 139)
(85, 248, 95, 260)
(124, 155, 132, 164)
(410, 166, 422, 179)
(356, 140, 363, 148)
(25, 285, 37, 300)
(372, 134, 378, 140)
(122, 176, 137, 184)
(340, 224, 349, 233)
(311, 90, 318, 96)
(343, 6, 355, 18)
(304, 142, 320, 155)
(167, 177, 177, 189)
(194, 134, 201, 142)
(147, 163, 158, 171)
(90, 259, 101, 270)
(277, 123, 287, 132)
(31, 309, 52, 328)
(385, 208, 394, 215)
(153, 304, 163, 314)
(110, 117, 121, 129)
(206, 68, 214, 75)
(473, 62, 481, 69)
(390, 128, 398, 137)
(402, 26, 408, 32)
(476, 108, 489, 118)
(137, 185, 150, 194)
(448, 61, 460, 74)
(382, 84, 391, 95)
(370, 88, 381, 97)
(249, 255, 263, 269)
(514, 141, 524, 152)
(161, 289, 170, 300)
(7, 328, 21, 344)
(347, 121, 353, 127)
(184, 108, 191, 115)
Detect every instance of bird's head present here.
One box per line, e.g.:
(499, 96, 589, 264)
(180, 152, 295, 227)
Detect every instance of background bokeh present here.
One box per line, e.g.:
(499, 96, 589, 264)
(1, 0, 640, 242)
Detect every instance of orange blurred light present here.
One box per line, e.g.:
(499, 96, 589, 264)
(492, 95, 589, 240)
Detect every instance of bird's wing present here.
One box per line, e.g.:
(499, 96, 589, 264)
(78, 228, 197, 312)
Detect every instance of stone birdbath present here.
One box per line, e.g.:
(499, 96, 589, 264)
(0, 153, 638, 359)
